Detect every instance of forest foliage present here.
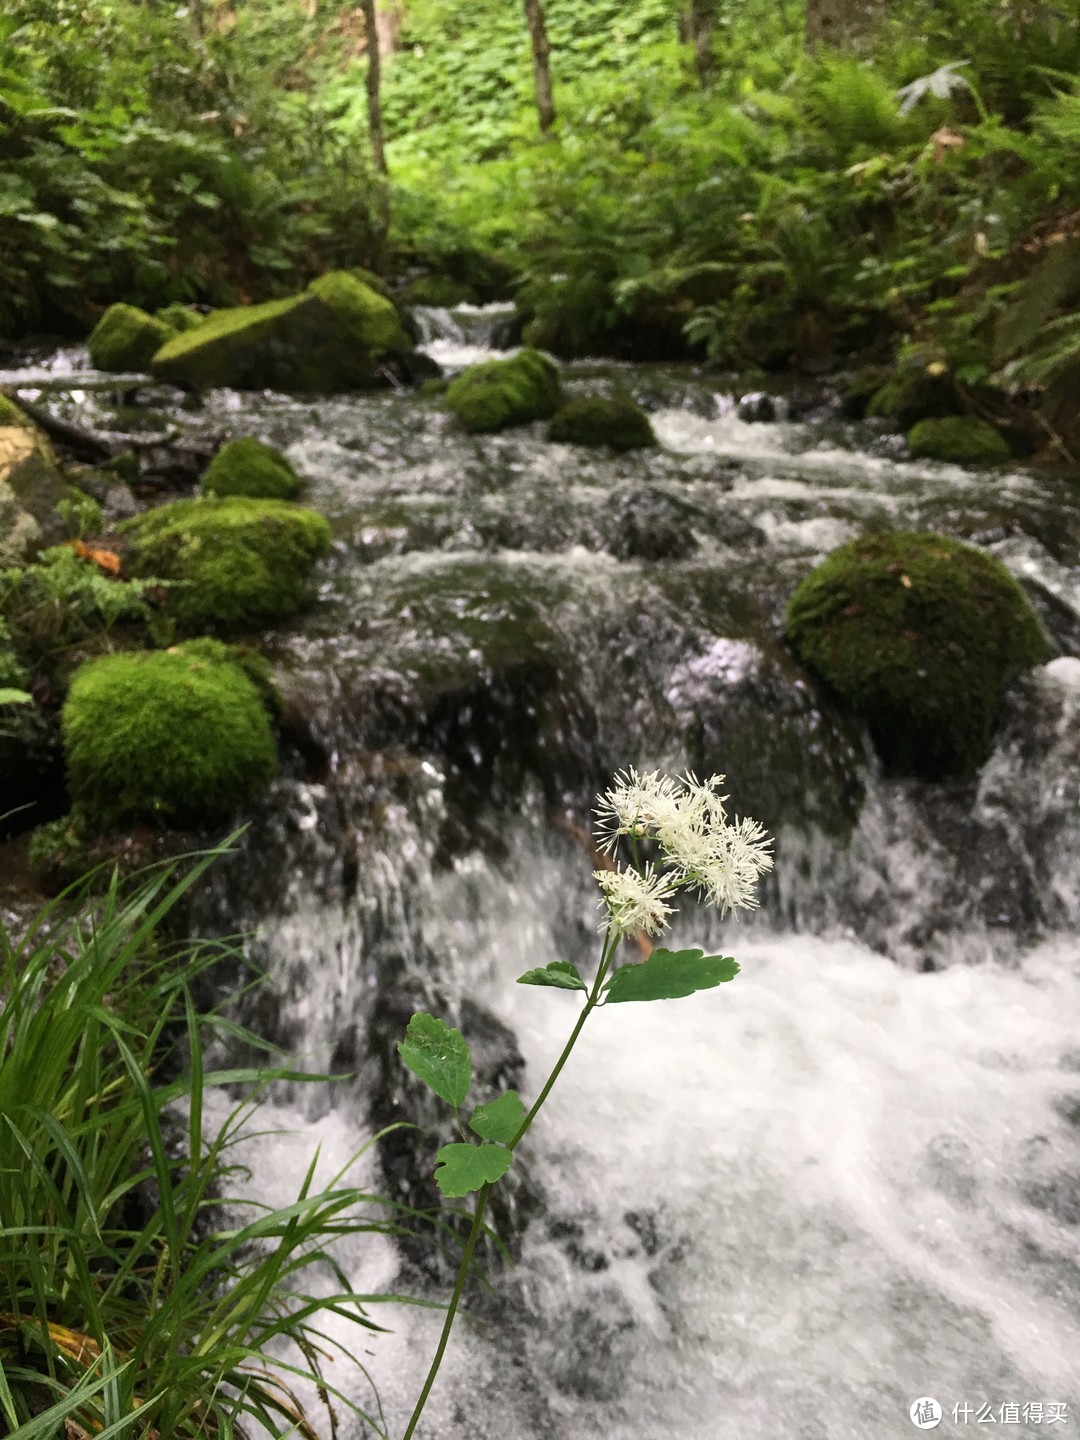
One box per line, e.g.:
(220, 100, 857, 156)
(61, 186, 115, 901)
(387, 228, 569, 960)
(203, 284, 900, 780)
(3, 0, 1080, 435)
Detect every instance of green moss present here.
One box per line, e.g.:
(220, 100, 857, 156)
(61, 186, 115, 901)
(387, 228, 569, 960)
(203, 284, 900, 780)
(151, 293, 384, 393)
(865, 371, 957, 427)
(547, 395, 656, 450)
(154, 303, 208, 334)
(123, 497, 331, 634)
(306, 271, 411, 353)
(348, 267, 394, 300)
(0, 394, 35, 431)
(88, 304, 175, 373)
(907, 416, 1011, 465)
(444, 348, 561, 434)
(62, 641, 277, 830)
(785, 531, 1051, 779)
(201, 437, 302, 501)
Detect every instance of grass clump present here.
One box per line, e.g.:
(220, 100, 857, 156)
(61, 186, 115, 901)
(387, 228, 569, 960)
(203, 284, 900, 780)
(907, 416, 1011, 465)
(547, 395, 656, 450)
(0, 849, 423, 1438)
(123, 496, 332, 633)
(62, 640, 277, 829)
(201, 437, 303, 501)
(785, 531, 1051, 779)
(88, 303, 175, 373)
(445, 348, 562, 434)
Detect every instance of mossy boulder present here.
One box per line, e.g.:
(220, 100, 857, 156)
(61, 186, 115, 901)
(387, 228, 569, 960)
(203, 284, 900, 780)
(907, 416, 1011, 465)
(865, 370, 958, 428)
(0, 398, 74, 557)
(151, 292, 387, 394)
(201, 437, 302, 501)
(445, 349, 561, 434)
(785, 532, 1051, 779)
(62, 639, 277, 830)
(88, 304, 175, 373)
(547, 396, 656, 451)
(122, 496, 332, 633)
(155, 303, 208, 334)
(307, 271, 411, 353)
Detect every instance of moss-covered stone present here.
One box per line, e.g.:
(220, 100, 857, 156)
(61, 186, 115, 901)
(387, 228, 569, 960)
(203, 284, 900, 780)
(348, 268, 394, 300)
(0, 401, 73, 556)
(61, 640, 277, 830)
(865, 370, 958, 427)
(307, 271, 411, 354)
(201, 437, 302, 501)
(402, 275, 477, 308)
(907, 416, 1011, 465)
(155, 302, 208, 334)
(123, 496, 332, 633)
(150, 293, 386, 393)
(547, 395, 656, 450)
(445, 349, 561, 434)
(88, 303, 175, 373)
(785, 531, 1051, 779)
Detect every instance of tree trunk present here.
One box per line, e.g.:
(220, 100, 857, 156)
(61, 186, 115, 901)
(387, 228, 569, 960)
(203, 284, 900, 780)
(360, 0, 388, 175)
(523, 0, 556, 134)
(685, 0, 716, 87)
(804, 0, 884, 50)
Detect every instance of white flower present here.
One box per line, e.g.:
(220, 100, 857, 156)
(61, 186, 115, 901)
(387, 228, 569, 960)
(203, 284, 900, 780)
(594, 767, 682, 855)
(680, 816, 774, 917)
(593, 864, 679, 937)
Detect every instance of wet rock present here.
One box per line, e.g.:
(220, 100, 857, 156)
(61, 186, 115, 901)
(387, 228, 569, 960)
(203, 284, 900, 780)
(445, 348, 561, 434)
(381, 346, 442, 387)
(88, 303, 174, 373)
(606, 485, 699, 561)
(201, 437, 302, 501)
(548, 395, 655, 450)
(736, 390, 777, 423)
(534, 1283, 637, 1400)
(0, 398, 74, 552)
(907, 416, 1011, 465)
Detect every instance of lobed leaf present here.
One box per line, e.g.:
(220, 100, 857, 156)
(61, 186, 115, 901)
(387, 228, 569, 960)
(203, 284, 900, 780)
(397, 1012, 472, 1108)
(469, 1090, 526, 1144)
(602, 948, 740, 1003)
(516, 960, 586, 991)
(434, 1142, 512, 1197)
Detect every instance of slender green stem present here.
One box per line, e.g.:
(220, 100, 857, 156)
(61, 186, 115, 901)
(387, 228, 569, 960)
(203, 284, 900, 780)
(401, 1182, 490, 1440)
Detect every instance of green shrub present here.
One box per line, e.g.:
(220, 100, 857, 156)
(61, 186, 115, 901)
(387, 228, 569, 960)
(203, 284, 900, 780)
(62, 641, 277, 828)
(0, 852, 421, 1437)
(88, 303, 175, 372)
(547, 395, 656, 450)
(907, 416, 1011, 465)
(445, 348, 562, 433)
(785, 532, 1051, 779)
(122, 497, 332, 633)
(201, 437, 302, 501)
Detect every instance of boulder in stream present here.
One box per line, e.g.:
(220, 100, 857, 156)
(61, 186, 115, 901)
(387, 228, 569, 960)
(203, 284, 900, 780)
(88, 303, 175, 373)
(907, 415, 1011, 465)
(61, 638, 277, 830)
(201, 437, 302, 501)
(445, 348, 562, 433)
(547, 394, 655, 450)
(122, 496, 332, 633)
(785, 531, 1052, 779)
(151, 272, 413, 393)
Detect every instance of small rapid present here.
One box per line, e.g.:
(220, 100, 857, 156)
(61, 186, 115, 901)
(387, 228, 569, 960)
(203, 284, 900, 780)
(7, 307, 1080, 1437)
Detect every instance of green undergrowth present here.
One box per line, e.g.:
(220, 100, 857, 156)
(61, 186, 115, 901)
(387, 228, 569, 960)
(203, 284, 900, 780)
(0, 847, 436, 1437)
(785, 531, 1051, 778)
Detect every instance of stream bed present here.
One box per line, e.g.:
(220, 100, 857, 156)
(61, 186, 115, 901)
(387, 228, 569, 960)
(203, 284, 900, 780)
(5, 309, 1080, 1438)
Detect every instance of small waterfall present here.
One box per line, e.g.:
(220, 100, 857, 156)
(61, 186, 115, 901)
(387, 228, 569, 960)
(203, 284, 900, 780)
(412, 301, 518, 370)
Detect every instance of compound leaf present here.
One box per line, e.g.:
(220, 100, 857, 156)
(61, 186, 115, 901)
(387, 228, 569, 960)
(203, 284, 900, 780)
(517, 960, 586, 992)
(603, 948, 739, 1003)
(397, 1012, 472, 1108)
(434, 1142, 512, 1197)
(469, 1089, 526, 1144)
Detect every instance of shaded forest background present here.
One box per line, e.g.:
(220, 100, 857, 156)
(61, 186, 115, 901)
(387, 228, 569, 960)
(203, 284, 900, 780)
(3, 0, 1080, 446)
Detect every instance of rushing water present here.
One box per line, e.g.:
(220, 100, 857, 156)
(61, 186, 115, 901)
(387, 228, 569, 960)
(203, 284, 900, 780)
(6, 310, 1080, 1438)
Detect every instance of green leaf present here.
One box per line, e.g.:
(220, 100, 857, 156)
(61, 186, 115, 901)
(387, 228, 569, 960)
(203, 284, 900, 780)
(603, 948, 740, 1003)
(434, 1142, 512, 1197)
(517, 960, 586, 992)
(0, 688, 32, 706)
(469, 1089, 526, 1144)
(397, 1013, 472, 1108)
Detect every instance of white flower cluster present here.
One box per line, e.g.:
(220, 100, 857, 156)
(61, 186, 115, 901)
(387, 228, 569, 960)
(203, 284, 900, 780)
(592, 768, 774, 935)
